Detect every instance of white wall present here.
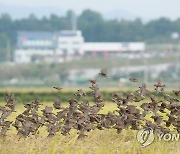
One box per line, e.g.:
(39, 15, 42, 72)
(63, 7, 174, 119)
(83, 42, 145, 52)
(14, 49, 64, 63)
(22, 40, 53, 47)
(57, 30, 84, 55)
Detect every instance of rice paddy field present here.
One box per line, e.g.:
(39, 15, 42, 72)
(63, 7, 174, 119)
(0, 100, 179, 154)
(0, 76, 180, 154)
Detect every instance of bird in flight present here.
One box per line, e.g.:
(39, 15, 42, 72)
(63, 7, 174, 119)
(99, 69, 108, 77)
(129, 77, 138, 82)
(53, 86, 63, 90)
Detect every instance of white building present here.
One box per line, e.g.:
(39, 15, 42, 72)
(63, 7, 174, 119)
(14, 30, 145, 63)
(14, 30, 84, 63)
(83, 42, 145, 57)
(57, 31, 84, 61)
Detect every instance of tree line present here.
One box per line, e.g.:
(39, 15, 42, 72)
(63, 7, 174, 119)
(0, 9, 180, 61)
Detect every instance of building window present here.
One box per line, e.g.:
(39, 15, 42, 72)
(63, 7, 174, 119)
(60, 42, 68, 44)
(122, 43, 129, 48)
(72, 42, 79, 44)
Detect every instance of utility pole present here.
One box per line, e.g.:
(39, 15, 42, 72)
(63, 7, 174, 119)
(53, 36, 58, 63)
(6, 40, 11, 62)
(143, 49, 148, 84)
(126, 56, 130, 79)
(171, 32, 179, 83)
(72, 11, 77, 31)
(175, 47, 180, 83)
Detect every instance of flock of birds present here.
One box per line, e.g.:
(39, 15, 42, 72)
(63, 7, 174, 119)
(0, 69, 179, 139)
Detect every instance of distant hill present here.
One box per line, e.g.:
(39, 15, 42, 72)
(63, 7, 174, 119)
(104, 9, 138, 20)
(0, 3, 145, 21)
(0, 3, 65, 19)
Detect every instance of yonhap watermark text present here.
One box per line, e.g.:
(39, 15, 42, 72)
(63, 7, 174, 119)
(157, 133, 180, 142)
(137, 127, 180, 147)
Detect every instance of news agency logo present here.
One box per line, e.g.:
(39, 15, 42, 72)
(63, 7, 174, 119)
(137, 127, 154, 147)
(137, 127, 180, 147)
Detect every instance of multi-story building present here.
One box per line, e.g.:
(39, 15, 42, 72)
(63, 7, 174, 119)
(14, 30, 84, 63)
(14, 30, 145, 63)
(57, 30, 84, 61)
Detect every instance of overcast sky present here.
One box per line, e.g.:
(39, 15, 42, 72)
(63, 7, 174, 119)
(0, 0, 179, 20)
